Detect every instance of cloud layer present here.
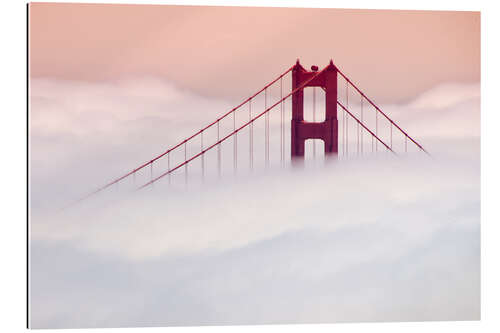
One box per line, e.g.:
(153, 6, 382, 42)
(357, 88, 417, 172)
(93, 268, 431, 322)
(29, 76, 480, 328)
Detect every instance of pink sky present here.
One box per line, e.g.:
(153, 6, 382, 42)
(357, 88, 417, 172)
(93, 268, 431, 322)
(29, 3, 479, 103)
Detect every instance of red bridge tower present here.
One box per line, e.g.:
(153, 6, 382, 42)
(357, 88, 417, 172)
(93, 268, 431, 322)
(291, 59, 338, 160)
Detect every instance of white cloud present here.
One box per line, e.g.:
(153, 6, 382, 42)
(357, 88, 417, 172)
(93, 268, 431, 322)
(32, 154, 479, 260)
(29, 77, 480, 328)
(408, 82, 480, 110)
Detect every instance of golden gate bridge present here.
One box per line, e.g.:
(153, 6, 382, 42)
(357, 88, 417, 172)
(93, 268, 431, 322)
(77, 59, 428, 203)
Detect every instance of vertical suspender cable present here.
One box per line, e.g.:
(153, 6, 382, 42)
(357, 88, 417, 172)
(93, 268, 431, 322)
(168, 152, 171, 184)
(342, 109, 345, 156)
(201, 130, 204, 181)
(356, 95, 359, 155)
(390, 122, 393, 150)
(283, 89, 286, 164)
(184, 141, 188, 185)
(346, 113, 349, 156)
(313, 86, 316, 158)
(280, 76, 284, 166)
(346, 81, 349, 157)
(150, 162, 153, 184)
(375, 111, 378, 152)
(371, 106, 374, 153)
(357, 120, 360, 155)
(360, 96, 363, 154)
(249, 99, 253, 170)
(372, 133, 374, 153)
(217, 120, 221, 177)
(342, 84, 345, 157)
(265, 88, 269, 166)
(234, 111, 237, 173)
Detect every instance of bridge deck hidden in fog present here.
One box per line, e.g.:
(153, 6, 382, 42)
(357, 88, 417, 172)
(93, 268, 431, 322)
(81, 59, 428, 201)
